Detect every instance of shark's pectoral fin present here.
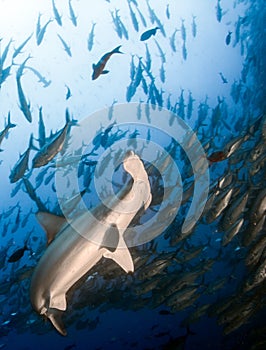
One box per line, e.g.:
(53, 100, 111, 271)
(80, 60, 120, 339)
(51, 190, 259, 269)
(103, 229, 134, 273)
(49, 293, 67, 311)
(102, 70, 109, 75)
(46, 308, 67, 336)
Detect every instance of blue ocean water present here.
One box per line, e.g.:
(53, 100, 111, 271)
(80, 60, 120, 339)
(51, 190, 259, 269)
(0, 1, 265, 349)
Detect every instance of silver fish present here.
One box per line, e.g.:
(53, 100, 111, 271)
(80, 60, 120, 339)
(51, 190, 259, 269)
(32, 116, 76, 168)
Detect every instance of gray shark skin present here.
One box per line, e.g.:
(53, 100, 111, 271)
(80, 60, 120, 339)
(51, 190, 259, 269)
(30, 151, 152, 336)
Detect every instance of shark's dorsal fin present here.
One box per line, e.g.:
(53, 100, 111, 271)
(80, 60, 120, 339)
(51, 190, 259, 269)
(36, 211, 66, 244)
(103, 225, 134, 273)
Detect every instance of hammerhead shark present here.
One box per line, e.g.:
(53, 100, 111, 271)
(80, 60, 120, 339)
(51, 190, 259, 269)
(30, 151, 152, 335)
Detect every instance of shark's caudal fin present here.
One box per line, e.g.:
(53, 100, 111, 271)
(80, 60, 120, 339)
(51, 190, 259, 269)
(103, 224, 134, 273)
(46, 308, 67, 336)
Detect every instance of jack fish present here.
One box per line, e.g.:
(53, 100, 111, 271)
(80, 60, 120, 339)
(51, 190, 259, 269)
(92, 45, 123, 80)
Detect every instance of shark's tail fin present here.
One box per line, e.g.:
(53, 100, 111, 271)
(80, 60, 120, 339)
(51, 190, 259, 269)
(46, 308, 67, 336)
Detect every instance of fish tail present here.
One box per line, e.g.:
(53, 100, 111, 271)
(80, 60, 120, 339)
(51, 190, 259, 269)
(7, 111, 16, 129)
(112, 45, 123, 54)
(65, 108, 78, 127)
(29, 133, 38, 151)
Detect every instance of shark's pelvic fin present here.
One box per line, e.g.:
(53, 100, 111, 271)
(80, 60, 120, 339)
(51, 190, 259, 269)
(103, 246, 134, 273)
(46, 308, 67, 336)
(103, 225, 134, 273)
(36, 211, 67, 244)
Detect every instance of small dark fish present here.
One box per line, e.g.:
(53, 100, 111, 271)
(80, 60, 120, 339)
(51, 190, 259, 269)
(140, 27, 159, 41)
(92, 45, 123, 80)
(16, 57, 33, 123)
(110, 9, 122, 39)
(216, 0, 223, 22)
(7, 231, 32, 263)
(12, 33, 33, 59)
(226, 31, 232, 45)
(23, 177, 48, 211)
(219, 72, 228, 83)
(207, 151, 227, 163)
(127, 0, 139, 32)
(0, 38, 13, 67)
(0, 63, 13, 87)
(57, 34, 72, 57)
(169, 29, 178, 52)
(181, 18, 186, 41)
(166, 4, 170, 19)
(38, 106, 46, 148)
(36, 13, 42, 40)
(9, 134, 36, 183)
(192, 15, 197, 38)
(154, 39, 166, 63)
(21, 208, 33, 228)
(182, 41, 187, 60)
(52, 0, 62, 26)
(37, 18, 53, 46)
(87, 22, 96, 51)
(68, 0, 77, 27)
(8, 245, 29, 263)
(25, 65, 51, 87)
(65, 85, 72, 100)
(135, 6, 147, 27)
(0, 112, 16, 151)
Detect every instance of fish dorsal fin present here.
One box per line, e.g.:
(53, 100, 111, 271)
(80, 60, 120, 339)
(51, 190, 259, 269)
(92, 63, 96, 69)
(36, 211, 66, 244)
(103, 225, 134, 273)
